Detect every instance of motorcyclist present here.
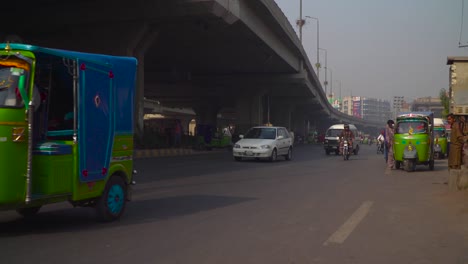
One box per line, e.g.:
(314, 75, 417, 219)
(377, 131, 385, 153)
(339, 124, 355, 154)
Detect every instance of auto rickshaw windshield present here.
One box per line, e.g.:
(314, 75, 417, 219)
(434, 129, 446, 137)
(0, 66, 27, 108)
(396, 120, 428, 134)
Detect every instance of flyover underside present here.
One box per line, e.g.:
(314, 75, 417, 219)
(3, 0, 382, 137)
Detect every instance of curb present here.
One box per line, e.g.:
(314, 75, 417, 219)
(134, 148, 225, 159)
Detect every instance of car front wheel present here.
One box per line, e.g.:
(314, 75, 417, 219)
(269, 149, 277, 162)
(285, 147, 292, 161)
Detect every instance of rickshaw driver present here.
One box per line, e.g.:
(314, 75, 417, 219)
(339, 124, 355, 154)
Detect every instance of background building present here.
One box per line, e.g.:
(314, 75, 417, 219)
(411, 97, 444, 117)
(340, 96, 391, 122)
(361, 97, 392, 123)
(393, 96, 404, 119)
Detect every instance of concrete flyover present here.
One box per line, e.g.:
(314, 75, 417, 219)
(3, 0, 382, 138)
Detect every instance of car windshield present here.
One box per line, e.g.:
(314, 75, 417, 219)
(396, 121, 427, 134)
(326, 129, 342, 137)
(244, 128, 277, 139)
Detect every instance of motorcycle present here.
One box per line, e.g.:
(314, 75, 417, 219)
(377, 141, 384, 154)
(342, 140, 350, 160)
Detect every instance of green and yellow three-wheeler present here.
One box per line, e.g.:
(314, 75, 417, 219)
(0, 43, 137, 221)
(433, 125, 447, 159)
(394, 112, 435, 172)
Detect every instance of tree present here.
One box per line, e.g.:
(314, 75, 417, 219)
(439, 88, 450, 118)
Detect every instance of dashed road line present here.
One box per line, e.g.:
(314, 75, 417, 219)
(323, 201, 374, 246)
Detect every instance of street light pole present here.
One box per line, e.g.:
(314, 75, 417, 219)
(337, 80, 342, 100)
(328, 67, 333, 98)
(305, 16, 320, 80)
(299, 0, 303, 43)
(319, 48, 327, 95)
(337, 80, 342, 111)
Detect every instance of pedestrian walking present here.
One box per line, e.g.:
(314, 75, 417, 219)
(385, 120, 395, 169)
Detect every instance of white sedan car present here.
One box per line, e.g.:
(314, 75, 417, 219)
(233, 126, 293, 162)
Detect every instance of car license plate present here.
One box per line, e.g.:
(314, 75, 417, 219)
(245, 151, 253, 156)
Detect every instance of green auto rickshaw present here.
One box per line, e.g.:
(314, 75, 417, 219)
(433, 125, 447, 159)
(394, 112, 435, 172)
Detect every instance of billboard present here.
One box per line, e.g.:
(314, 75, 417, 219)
(352, 96, 361, 118)
(328, 97, 341, 110)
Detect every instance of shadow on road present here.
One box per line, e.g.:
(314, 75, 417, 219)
(0, 194, 256, 237)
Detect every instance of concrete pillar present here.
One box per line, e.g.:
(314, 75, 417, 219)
(192, 102, 220, 147)
(291, 111, 307, 138)
(449, 166, 468, 191)
(235, 94, 265, 135)
(123, 24, 159, 143)
(193, 102, 221, 129)
(271, 104, 293, 129)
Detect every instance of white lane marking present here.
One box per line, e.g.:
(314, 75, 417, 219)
(323, 201, 374, 246)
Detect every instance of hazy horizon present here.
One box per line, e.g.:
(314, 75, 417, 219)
(275, 0, 467, 102)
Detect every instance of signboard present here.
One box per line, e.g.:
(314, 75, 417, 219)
(352, 96, 361, 118)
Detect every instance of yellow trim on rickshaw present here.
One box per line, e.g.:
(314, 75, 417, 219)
(0, 58, 30, 71)
(0, 121, 28, 126)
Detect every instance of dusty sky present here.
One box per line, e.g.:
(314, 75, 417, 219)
(274, 0, 467, 102)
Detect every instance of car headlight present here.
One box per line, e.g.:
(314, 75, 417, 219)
(234, 144, 241, 149)
(260, 145, 271, 149)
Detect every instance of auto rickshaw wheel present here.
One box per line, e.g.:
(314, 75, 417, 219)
(429, 159, 435, 170)
(96, 176, 127, 222)
(16, 206, 41, 218)
(395, 161, 401, 169)
(404, 160, 416, 172)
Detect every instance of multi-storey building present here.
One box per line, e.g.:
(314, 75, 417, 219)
(361, 97, 392, 122)
(411, 97, 444, 118)
(393, 96, 404, 119)
(340, 96, 391, 122)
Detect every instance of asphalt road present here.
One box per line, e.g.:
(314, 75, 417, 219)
(1, 144, 468, 264)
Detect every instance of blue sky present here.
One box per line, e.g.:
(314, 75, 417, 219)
(274, 0, 466, 102)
